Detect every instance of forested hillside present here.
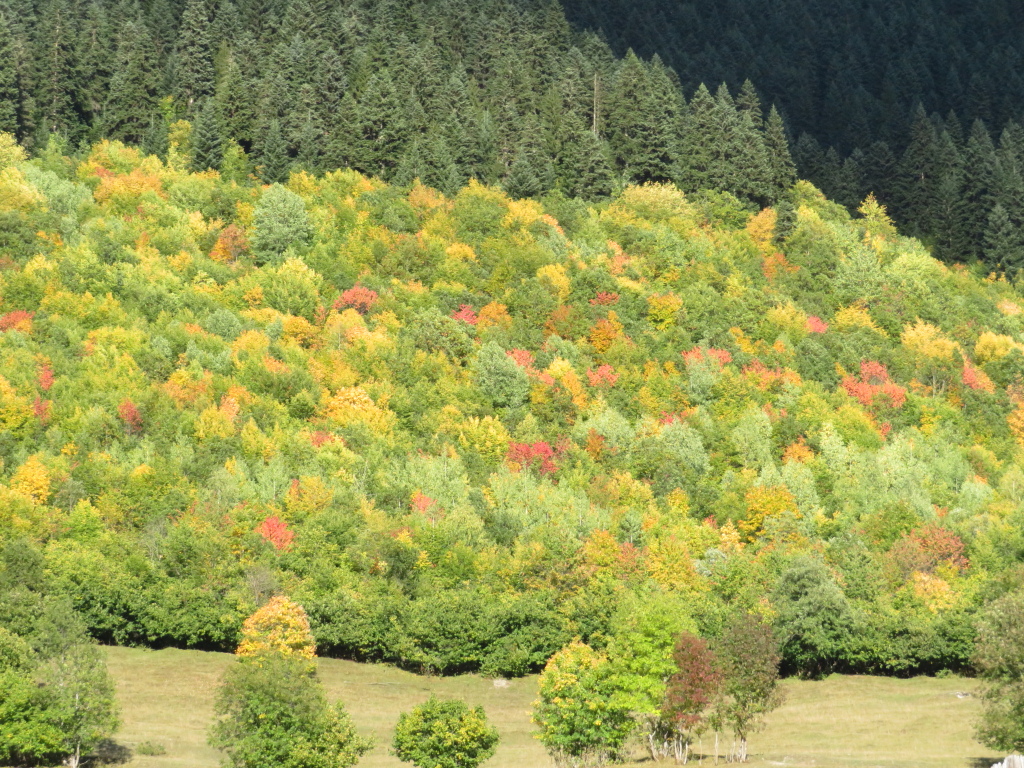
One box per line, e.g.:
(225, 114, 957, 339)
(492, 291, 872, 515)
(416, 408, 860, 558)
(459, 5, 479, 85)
(561, 0, 1024, 269)
(1, 132, 1023, 681)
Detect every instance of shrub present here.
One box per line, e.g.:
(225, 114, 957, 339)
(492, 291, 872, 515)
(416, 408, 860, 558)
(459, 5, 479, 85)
(393, 696, 499, 768)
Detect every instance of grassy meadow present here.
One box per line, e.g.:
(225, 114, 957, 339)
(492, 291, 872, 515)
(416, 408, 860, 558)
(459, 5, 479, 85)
(104, 646, 1001, 768)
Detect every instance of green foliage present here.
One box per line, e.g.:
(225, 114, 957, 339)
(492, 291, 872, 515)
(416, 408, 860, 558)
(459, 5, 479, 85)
(249, 184, 313, 264)
(392, 696, 498, 768)
(210, 654, 372, 768)
(533, 641, 635, 767)
(974, 590, 1024, 752)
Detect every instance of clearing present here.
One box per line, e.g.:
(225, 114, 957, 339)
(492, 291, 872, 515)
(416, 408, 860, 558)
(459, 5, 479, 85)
(105, 646, 1000, 768)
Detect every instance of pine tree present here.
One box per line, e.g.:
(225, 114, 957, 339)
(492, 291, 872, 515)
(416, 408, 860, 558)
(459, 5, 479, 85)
(191, 98, 223, 171)
(175, 0, 215, 112)
(603, 50, 646, 179)
(0, 11, 19, 134)
(352, 71, 407, 179)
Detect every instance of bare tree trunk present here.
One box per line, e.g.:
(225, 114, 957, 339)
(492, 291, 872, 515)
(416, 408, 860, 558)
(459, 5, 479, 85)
(739, 736, 747, 763)
(714, 731, 719, 765)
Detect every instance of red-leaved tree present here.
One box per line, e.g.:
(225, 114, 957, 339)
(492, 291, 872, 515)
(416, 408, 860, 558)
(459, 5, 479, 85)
(662, 632, 723, 764)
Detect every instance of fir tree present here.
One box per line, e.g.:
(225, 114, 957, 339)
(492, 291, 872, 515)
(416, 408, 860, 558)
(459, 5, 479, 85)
(257, 117, 290, 182)
(764, 105, 797, 202)
(191, 98, 223, 171)
(103, 21, 160, 145)
(175, 0, 215, 112)
(984, 203, 1023, 273)
(0, 11, 18, 134)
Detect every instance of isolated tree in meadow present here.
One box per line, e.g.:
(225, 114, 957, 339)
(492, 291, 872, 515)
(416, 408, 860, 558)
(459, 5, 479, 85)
(210, 597, 371, 768)
(661, 632, 722, 764)
(713, 612, 783, 763)
(0, 600, 119, 768)
(533, 641, 635, 767)
(974, 589, 1024, 752)
(392, 696, 499, 768)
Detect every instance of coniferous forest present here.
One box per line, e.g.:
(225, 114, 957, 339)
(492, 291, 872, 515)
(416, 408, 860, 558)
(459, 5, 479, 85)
(2, 0, 1024, 765)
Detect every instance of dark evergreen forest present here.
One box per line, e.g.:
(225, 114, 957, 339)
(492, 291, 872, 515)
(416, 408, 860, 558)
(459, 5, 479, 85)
(1, 0, 1022, 271)
(561, 0, 1024, 269)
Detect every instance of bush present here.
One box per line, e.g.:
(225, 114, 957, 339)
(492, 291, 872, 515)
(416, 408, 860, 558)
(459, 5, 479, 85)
(393, 696, 498, 768)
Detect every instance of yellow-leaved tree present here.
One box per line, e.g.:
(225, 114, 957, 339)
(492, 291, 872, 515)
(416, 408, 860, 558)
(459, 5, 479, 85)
(235, 596, 316, 661)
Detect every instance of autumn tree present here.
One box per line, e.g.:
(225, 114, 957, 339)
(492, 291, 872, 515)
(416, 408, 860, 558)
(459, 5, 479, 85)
(210, 597, 371, 768)
(661, 632, 722, 764)
(533, 641, 635, 767)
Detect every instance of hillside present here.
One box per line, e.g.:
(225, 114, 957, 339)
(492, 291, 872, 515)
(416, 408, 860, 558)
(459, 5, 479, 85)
(1, 134, 1023, 682)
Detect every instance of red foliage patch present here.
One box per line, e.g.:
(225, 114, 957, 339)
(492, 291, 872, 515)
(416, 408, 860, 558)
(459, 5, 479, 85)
(334, 284, 379, 314)
(0, 310, 34, 332)
(586, 364, 618, 388)
(806, 315, 828, 334)
(32, 397, 51, 424)
(37, 360, 54, 392)
(841, 361, 907, 410)
(451, 304, 478, 324)
(506, 441, 559, 475)
(681, 346, 732, 367)
(590, 291, 620, 306)
(257, 515, 295, 552)
(117, 398, 143, 434)
(889, 523, 968, 577)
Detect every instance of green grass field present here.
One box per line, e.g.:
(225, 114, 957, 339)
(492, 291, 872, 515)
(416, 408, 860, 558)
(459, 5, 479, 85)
(104, 646, 1001, 768)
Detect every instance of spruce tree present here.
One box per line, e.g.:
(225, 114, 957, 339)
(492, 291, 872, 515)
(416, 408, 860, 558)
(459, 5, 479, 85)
(764, 105, 797, 202)
(35, 0, 79, 139)
(191, 98, 223, 171)
(257, 118, 290, 182)
(984, 203, 1023, 273)
(676, 83, 718, 193)
(74, 2, 113, 129)
(0, 11, 18, 134)
(895, 105, 939, 236)
(175, 0, 215, 112)
(962, 120, 998, 259)
(603, 49, 646, 178)
(557, 112, 613, 198)
(103, 21, 160, 145)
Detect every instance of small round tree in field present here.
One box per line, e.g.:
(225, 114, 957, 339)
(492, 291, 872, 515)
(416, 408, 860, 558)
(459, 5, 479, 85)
(393, 696, 499, 768)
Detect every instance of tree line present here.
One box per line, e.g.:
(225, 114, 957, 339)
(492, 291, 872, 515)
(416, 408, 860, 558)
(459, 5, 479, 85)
(0, 0, 797, 201)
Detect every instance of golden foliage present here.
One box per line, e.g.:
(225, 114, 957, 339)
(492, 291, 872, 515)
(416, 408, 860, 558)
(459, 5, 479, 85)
(10, 454, 50, 505)
(236, 595, 316, 660)
(900, 320, 958, 361)
(536, 263, 571, 303)
(646, 293, 684, 329)
(746, 207, 777, 253)
(975, 331, 1022, 363)
(739, 485, 799, 539)
(322, 386, 395, 432)
(589, 310, 624, 353)
(832, 304, 886, 335)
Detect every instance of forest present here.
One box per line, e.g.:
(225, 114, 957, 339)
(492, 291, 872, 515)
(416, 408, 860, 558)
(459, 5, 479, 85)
(1, 0, 1024, 764)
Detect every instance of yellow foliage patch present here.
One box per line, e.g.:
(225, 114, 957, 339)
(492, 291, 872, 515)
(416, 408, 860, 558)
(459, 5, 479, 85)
(236, 595, 316, 660)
